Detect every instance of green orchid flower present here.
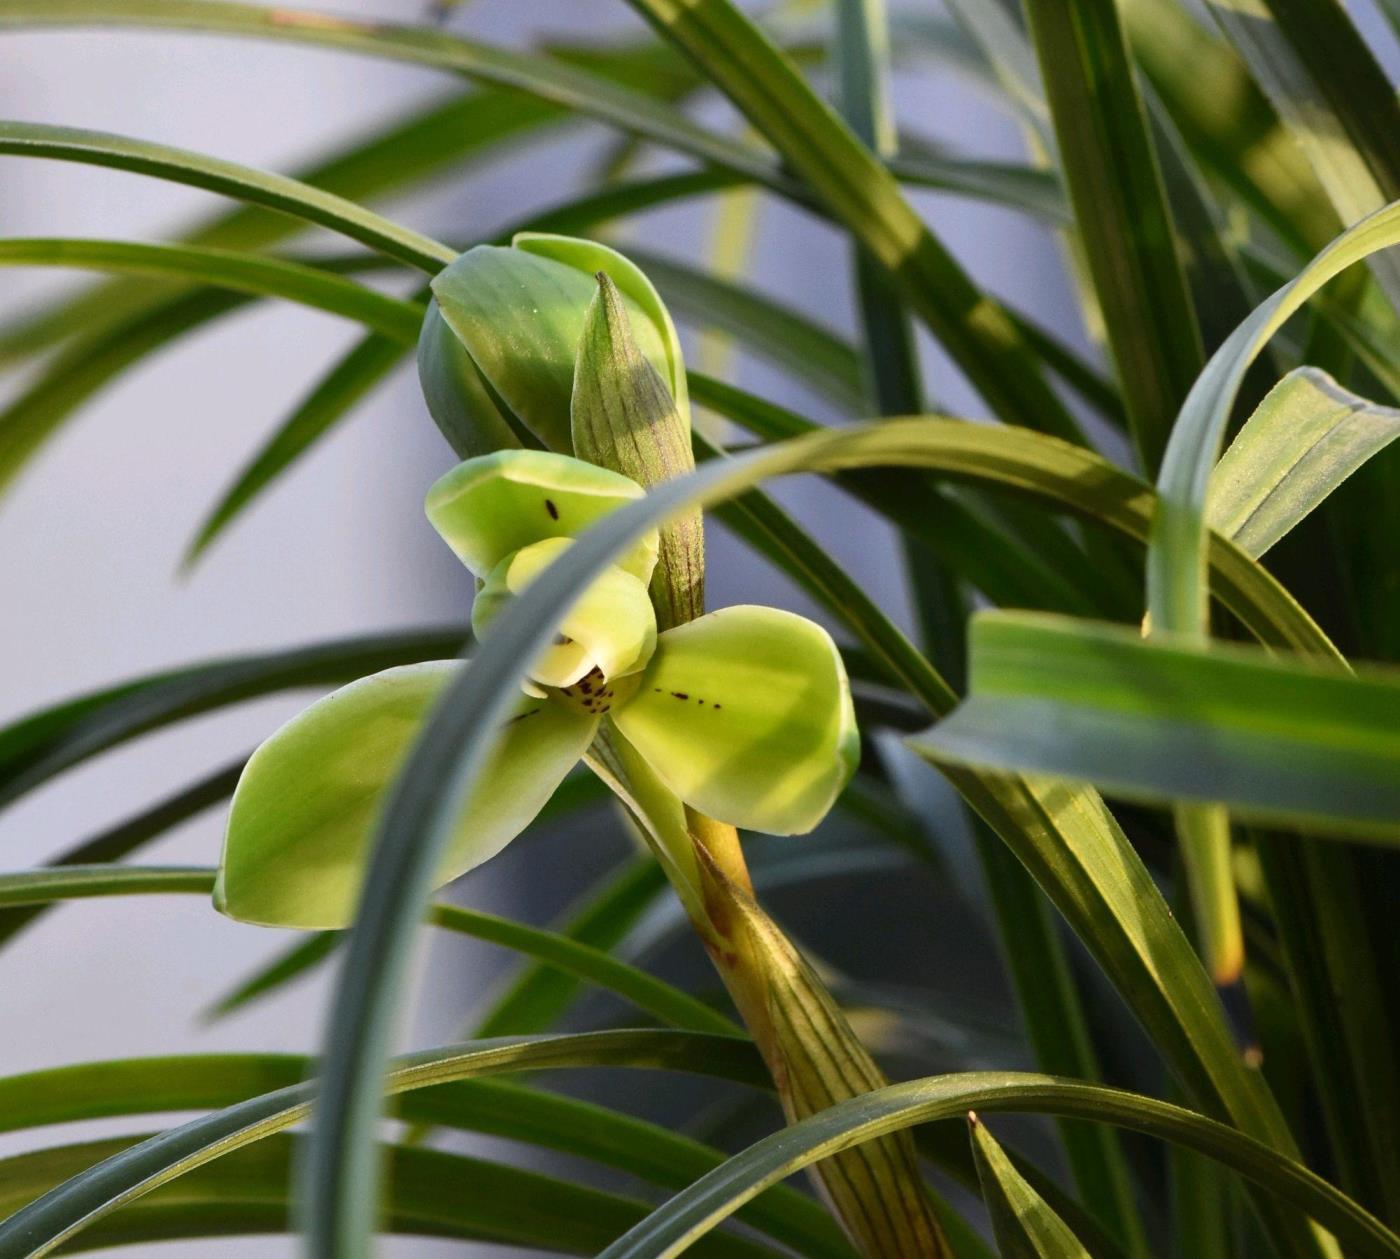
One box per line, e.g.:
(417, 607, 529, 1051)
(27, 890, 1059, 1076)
(214, 449, 858, 929)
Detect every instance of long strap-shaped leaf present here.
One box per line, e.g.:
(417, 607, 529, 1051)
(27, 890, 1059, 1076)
(919, 611, 1400, 839)
(0, 1, 795, 198)
(0, 1135, 782, 1259)
(1207, 366, 1400, 559)
(0, 2, 1066, 226)
(0, 121, 454, 272)
(0, 1029, 767, 1259)
(592, 1072, 1400, 1259)
(0, 1060, 846, 1259)
(618, 0, 1083, 442)
(0, 865, 739, 1036)
(1150, 201, 1400, 637)
(306, 416, 1330, 1259)
(1119, 0, 1337, 258)
(969, 1114, 1093, 1258)
(0, 758, 243, 952)
(0, 87, 570, 362)
(0, 239, 422, 342)
(1203, 0, 1400, 301)
(1021, 0, 1201, 475)
(0, 626, 466, 807)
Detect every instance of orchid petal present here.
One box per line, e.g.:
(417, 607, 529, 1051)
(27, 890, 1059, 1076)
(473, 538, 657, 687)
(214, 662, 596, 928)
(425, 448, 658, 581)
(613, 606, 859, 835)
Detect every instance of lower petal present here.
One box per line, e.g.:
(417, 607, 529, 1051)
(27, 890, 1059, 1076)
(613, 605, 859, 835)
(215, 662, 595, 928)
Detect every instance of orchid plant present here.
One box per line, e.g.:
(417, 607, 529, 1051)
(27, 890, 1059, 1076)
(4, 1, 1400, 1257)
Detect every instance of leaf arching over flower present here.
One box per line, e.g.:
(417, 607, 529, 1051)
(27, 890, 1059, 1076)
(615, 606, 859, 835)
(214, 662, 595, 929)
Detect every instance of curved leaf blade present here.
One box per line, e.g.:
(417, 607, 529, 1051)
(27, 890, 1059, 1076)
(0, 121, 454, 272)
(970, 1113, 1092, 1259)
(0, 239, 422, 342)
(0, 627, 466, 810)
(0, 865, 739, 1036)
(0, 1030, 767, 1258)
(918, 611, 1400, 839)
(306, 415, 1332, 1259)
(1207, 367, 1400, 559)
(592, 1072, 1399, 1259)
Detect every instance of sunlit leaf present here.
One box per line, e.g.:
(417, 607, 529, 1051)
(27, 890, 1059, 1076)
(592, 1071, 1397, 1259)
(969, 1113, 1093, 1258)
(921, 611, 1400, 840)
(1208, 367, 1400, 558)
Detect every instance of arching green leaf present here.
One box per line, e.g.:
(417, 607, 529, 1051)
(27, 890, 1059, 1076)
(0, 121, 453, 272)
(0, 238, 422, 342)
(970, 1113, 1093, 1258)
(0, 1029, 767, 1258)
(592, 1072, 1398, 1259)
(0, 627, 466, 810)
(1207, 367, 1400, 558)
(916, 610, 1400, 840)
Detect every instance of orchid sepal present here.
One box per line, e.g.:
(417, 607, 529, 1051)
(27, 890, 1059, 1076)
(424, 449, 658, 582)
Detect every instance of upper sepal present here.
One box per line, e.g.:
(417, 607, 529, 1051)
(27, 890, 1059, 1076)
(214, 662, 597, 928)
(613, 605, 859, 834)
(425, 448, 658, 580)
(417, 297, 525, 459)
(428, 241, 677, 452)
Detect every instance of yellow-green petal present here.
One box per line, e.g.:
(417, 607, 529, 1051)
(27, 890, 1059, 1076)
(214, 662, 596, 929)
(424, 448, 658, 580)
(613, 605, 859, 835)
(473, 538, 657, 687)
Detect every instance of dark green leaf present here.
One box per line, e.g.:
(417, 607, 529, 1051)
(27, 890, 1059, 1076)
(0, 121, 454, 272)
(0, 627, 466, 809)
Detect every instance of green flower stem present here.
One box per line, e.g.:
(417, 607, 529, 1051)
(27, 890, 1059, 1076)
(691, 843, 951, 1258)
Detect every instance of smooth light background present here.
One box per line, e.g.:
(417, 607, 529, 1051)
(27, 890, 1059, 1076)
(0, 1, 1076, 1253)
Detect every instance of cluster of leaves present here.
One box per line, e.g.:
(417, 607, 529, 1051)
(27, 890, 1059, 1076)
(2, 1, 1400, 1257)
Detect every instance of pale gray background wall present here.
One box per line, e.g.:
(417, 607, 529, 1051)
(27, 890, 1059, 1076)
(0, 2, 1076, 1254)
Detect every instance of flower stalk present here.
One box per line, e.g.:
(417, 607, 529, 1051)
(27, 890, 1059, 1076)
(570, 262, 949, 1257)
